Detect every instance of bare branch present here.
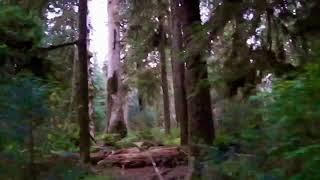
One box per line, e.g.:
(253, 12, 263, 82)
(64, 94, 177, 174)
(39, 41, 78, 51)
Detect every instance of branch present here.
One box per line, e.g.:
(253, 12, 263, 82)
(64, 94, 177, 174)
(39, 41, 78, 51)
(147, 151, 165, 180)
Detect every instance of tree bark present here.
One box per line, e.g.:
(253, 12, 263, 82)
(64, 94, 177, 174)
(105, 0, 127, 137)
(88, 16, 96, 137)
(170, 0, 189, 145)
(88, 54, 96, 137)
(158, 15, 171, 134)
(77, 0, 90, 163)
(180, 0, 215, 178)
(181, 0, 214, 147)
(70, 45, 79, 122)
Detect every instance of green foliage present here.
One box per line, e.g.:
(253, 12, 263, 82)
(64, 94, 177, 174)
(0, 75, 78, 178)
(130, 69, 161, 105)
(34, 80, 79, 153)
(0, 5, 43, 48)
(129, 109, 158, 131)
(261, 63, 320, 179)
(115, 133, 140, 148)
(93, 68, 107, 131)
(0, 74, 50, 178)
(212, 62, 320, 179)
(0, 5, 43, 75)
(115, 128, 180, 148)
(96, 133, 123, 147)
(44, 126, 79, 152)
(150, 128, 180, 146)
(0, 74, 49, 143)
(0, 3, 92, 180)
(43, 164, 89, 180)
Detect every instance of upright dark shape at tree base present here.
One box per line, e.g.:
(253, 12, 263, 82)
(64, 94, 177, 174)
(170, 0, 189, 145)
(77, 0, 90, 163)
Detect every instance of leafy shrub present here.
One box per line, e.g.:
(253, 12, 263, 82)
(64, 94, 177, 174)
(0, 5, 43, 76)
(93, 70, 107, 131)
(211, 63, 320, 179)
(150, 127, 180, 145)
(96, 133, 123, 147)
(261, 63, 320, 179)
(115, 133, 140, 148)
(129, 109, 157, 131)
(0, 74, 49, 145)
(44, 125, 79, 152)
(0, 74, 50, 178)
(0, 6, 43, 47)
(114, 128, 181, 148)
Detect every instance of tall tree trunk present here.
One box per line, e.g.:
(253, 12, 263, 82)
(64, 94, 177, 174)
(88, 16, 96, 137)
(170, 0, 189, 145)
(77, 0, 90, 163)
(159, 15, 171, 134)
(70, 45, 79, 122)
(180, 0, 215, 178)
(68, 19, 79, 122)
(180, 0, 215, 177)
(181, 0, 214, 147)
(88, 55, 96, 137)
(105, 0, 127, 137)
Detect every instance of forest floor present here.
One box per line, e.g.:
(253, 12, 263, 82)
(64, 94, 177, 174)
(96, 165, 189, 180)
(90, 144, 190, 180)
(36, 143, 191, 180)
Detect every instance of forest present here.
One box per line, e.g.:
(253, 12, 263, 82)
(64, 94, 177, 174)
(0, 0, 319, 179)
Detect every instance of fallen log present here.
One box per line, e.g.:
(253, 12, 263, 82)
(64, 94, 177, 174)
(91, 151, 112, 164)
(98, 146, 187, 168)
(113, 147, 141, 155)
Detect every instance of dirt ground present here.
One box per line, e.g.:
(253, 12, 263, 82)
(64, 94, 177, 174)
(97, 166, 189, 180)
